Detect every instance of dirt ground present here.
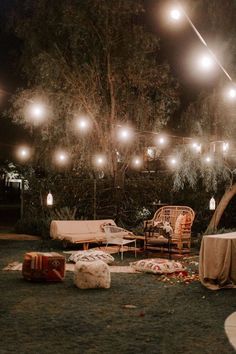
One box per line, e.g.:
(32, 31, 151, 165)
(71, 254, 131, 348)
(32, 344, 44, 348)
(0, 239, 235, 354)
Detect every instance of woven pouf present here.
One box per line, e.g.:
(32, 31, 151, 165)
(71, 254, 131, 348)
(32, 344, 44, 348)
(74, 260, 111, 289)
(22, 252, 65, 282)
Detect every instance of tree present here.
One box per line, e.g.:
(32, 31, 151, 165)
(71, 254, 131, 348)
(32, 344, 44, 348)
(6, 0, 180, 223)
(9, 0, 179, 181)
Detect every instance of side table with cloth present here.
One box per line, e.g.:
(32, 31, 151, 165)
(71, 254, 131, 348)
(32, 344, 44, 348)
(199, 232, 236, 290)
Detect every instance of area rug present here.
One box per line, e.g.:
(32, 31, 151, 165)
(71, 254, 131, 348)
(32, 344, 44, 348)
(2, 262, 139, 274)
(63, 246, 138, 255)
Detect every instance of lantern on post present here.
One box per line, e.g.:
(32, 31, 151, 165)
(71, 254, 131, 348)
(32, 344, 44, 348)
(209, 197, 216, 211)
(47, 191, 53, 206)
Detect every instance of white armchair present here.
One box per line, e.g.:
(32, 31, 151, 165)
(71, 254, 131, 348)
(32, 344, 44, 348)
(103, 225, 137, 260)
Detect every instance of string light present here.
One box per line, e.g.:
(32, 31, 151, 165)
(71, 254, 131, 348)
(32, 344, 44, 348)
(3, 3, 236, 174)
(204, 155, 212, 164)
(191, 142, 201, 153)
(198, 54, 215, 71)
(55, 150, 69, 165)
(93, 154, 106, 167)
(226, 87, 236, 100)
(75, 115, 91, 132)
(168, 157, 178, 167)
(27, 102, 46, 124)
(155, 135, 168, 147)
(132, 157, 142, 168)
(16, 146, 31, 161)
(170, 8, 182, 21)
(117, 127, 133, 142)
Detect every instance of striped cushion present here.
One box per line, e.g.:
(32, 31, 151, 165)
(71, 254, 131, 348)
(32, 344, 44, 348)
(68, 250, 114, 264)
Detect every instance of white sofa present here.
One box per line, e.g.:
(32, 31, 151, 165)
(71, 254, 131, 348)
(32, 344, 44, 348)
(50, 219, 117, 248)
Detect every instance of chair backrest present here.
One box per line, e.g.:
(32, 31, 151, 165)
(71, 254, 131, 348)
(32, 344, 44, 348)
(147, 205, 195, 238)
(153, 206, 194, 225)
(103, 225, 129, 242)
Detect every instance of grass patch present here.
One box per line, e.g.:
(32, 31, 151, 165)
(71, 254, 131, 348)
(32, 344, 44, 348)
(0, 240, 235, 354)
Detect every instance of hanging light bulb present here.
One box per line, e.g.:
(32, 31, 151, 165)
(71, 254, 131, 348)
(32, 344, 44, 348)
(47, 191, 53, 206)
(170, 8, 182, 21)
(132, 157, 142, 168)
(209, 197, 216, 210)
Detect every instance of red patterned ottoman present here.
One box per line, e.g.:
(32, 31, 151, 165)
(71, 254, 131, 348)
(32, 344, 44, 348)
(22, 252, 65, 281)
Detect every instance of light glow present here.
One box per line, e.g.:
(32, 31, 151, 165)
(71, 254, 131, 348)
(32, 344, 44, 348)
(228, 88, 236, 99)
(17, 146, 31, 161)
(156, 135, 167, 147)
(28, 102, 46, 123)
(46, 192, 53, 206)
(132, 157, 142, 168)
(75, 116, 91, 132)
(204, 155, 212, 163)
(55, 151, 69, 165)
(209, 197, 216, 211)
(117, 127, 133, 142)
(168, 157, 178, 167)
(94, 154, 106, 167)
(170, 8, 182, 21)
(147, 148, 155, 159)
(198, 55, 214, 71)
(191, 142, 201, 153)
(222, 142, 229, 153)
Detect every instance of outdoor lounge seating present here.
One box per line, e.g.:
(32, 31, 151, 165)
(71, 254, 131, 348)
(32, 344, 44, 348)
(144, 205, 195, 254)
(50, 219, 117, 249)
(50, 219, 137, 253)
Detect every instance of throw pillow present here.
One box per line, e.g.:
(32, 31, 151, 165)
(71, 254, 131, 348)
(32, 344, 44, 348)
(174, 213, 185, 235)
(130, 258, 185, 274)
(68, 250, 114, 264)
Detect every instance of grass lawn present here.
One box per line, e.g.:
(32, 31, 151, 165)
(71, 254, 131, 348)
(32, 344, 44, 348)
(0, 239, 235, 354)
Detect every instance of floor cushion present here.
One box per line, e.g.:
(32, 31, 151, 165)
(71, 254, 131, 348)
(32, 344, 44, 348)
(68, 250, 114, 264)
(22, 252, 65, 281)
(130, 258, 185, 274)
(74, 260, 111, 289)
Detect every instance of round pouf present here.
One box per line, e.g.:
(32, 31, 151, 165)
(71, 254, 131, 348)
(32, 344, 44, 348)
(74, 260, 111, 289)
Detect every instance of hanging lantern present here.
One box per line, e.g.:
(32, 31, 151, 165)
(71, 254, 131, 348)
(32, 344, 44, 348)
(209, 197, 215, 210)
(47, 192, 53, 206)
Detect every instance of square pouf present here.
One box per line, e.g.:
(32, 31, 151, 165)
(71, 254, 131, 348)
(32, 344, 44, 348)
(22, 252, 65, 282)
(74, 260, 111, 289)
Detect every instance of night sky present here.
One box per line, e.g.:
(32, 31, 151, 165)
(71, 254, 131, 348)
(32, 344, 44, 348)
(0, 0, 224, 161)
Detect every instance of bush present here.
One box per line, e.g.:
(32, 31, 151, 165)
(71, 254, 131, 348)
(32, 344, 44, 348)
(15, 216, 51, 239)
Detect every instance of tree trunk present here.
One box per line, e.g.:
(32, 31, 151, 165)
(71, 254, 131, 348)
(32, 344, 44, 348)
(206, 183, 236, 234)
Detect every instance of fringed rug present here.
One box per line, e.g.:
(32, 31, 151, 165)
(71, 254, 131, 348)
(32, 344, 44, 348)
(63, 246, 138, 255)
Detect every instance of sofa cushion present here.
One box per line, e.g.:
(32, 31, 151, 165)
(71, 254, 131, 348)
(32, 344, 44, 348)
(68, 250, 114, 264)
(50, 219, 116, 239)
(130, 258, 185, 274)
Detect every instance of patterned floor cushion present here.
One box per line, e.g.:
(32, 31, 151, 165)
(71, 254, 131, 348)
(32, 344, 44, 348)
(130, 258, 185, 274)
(74, 260, 111, 289)
(22, 252, 65, 281)
(68, 250, 114, 264)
